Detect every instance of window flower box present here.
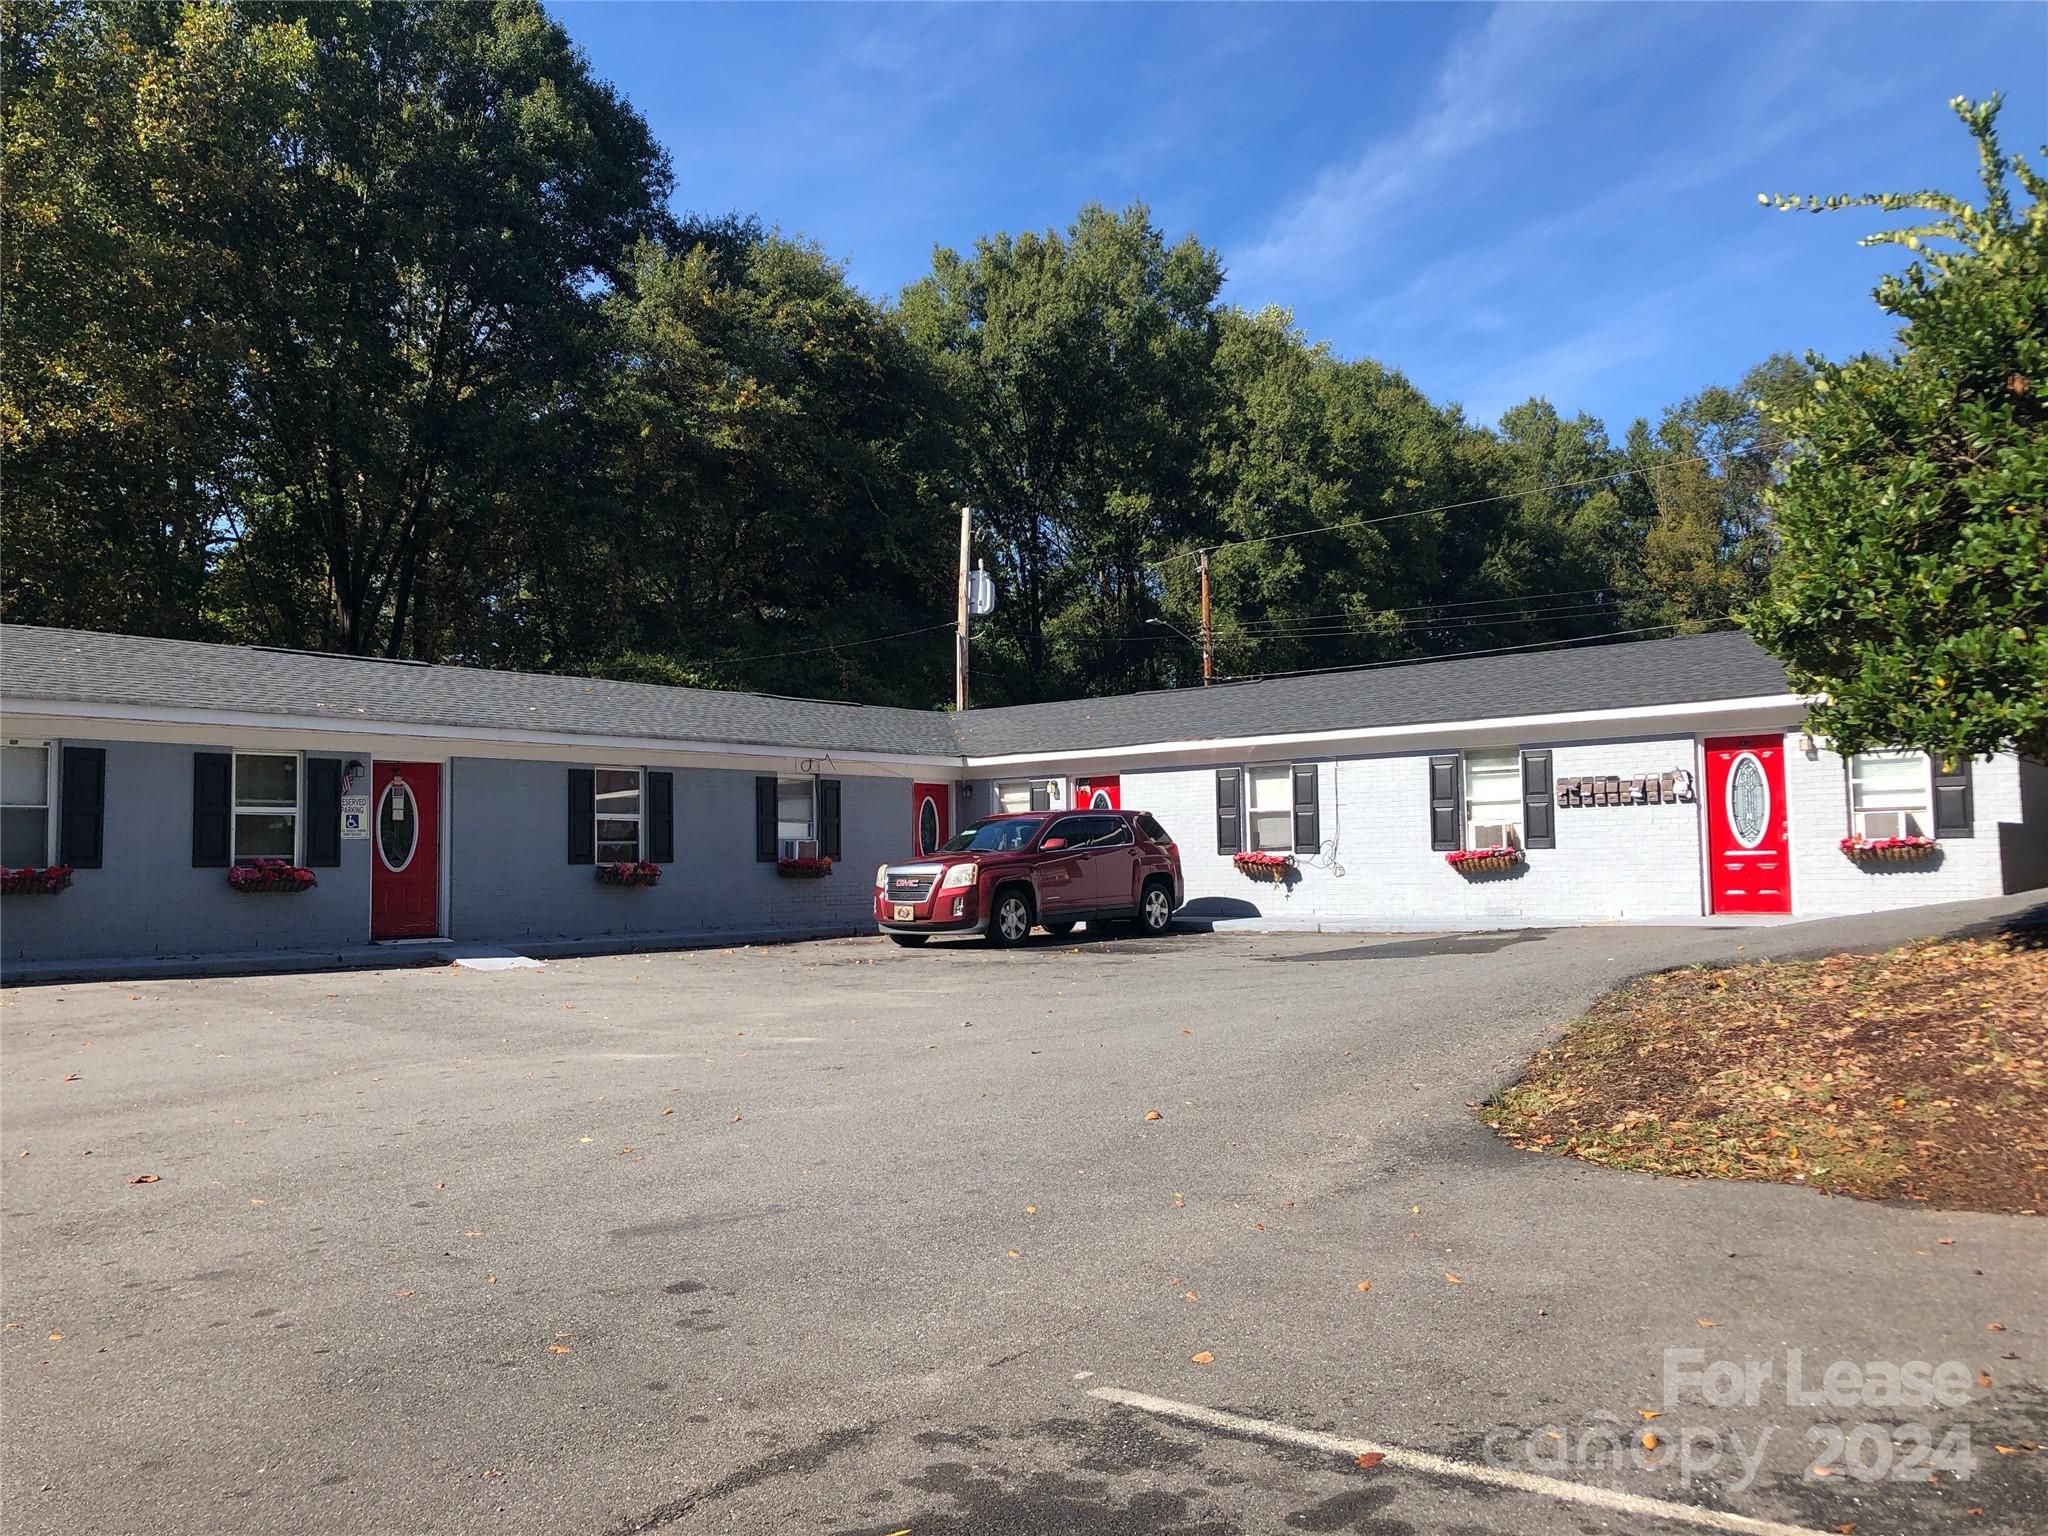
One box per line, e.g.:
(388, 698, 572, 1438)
(1232, 850, 1295, 881)
(776, 856, 833, 879)
(1840, 835, 1938, 863)
(596, 861, 661, 888)
(1446, 846, 1523, 874)
(2, 864, 74, 896)
(228, 858, 316, 893)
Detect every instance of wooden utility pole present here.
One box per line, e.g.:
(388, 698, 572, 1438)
(1198, 548, 1214, 686)
(955, 505, 972, 712)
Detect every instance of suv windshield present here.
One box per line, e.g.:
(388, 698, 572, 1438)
(942, 819, 1040, 854)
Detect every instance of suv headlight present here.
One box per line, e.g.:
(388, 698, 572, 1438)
(875, 863, 889, 888)
(940, 862, 977, 890)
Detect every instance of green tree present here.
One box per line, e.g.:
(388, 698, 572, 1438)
(1744, 96, 2047, 759)
(2, 1, 311, 637)
(901, 204, 1221, 701)
(3, 0, 673, 657)
(1614, 355, 1810, 633)
(542, 225, 958, 706)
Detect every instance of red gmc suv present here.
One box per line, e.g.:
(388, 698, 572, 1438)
(875, 809, 1184, 948)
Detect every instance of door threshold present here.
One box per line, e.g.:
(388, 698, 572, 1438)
(373, 936, 450, 946)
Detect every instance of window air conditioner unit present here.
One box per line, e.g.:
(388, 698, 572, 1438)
(1471, 823, 1517, 850)
(1859, 811, 1905, 839)
(780, 837, 820, 861)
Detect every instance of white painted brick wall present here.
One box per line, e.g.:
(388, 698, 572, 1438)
(1124, 737, 2030, 930)
(1786, 742, 2021, 916)
(1125, 735, 1706, 931)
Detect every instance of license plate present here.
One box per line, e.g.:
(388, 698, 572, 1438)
(892, 904, 916, 922)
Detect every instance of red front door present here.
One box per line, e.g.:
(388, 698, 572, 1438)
(371, 762, 440, 939)
(911, 781, 950, 857)
(1703, 736, 1790, 914)
(1075, 775, 1120, 809)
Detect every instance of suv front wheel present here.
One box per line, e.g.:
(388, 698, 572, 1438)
(987, 888, 1034, 948)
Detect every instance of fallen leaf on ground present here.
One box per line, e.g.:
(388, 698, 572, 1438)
(1354, 1452, 1384, 1469)
(549, 1344, 572, 1355)
(1444, 1272, 1462, 1284)
(59, 1074, 78, 1083)
(1641, 1432, 1660, 1451)
(1638, 1410, 1663, 1421)
(1355, 1281, 1372, 1293)
(1697, 1318, 1719, 1328)
(1978, 1370, 1993, 1388)
(1025, 1205, 1037, 1215)
(1987, 1322, 2006, 1331)
(128, 1174, 159, 1185)
(47, 1332, 62, 1342)
(1144, 1110, 1163, 1122)
(1190, 1351, 1214, 1365)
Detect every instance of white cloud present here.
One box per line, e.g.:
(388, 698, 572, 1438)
(1227, 4, 1603, 299)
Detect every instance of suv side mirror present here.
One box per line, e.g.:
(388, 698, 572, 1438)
(1041, 836, 1067, 850)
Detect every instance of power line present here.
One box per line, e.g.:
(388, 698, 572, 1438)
(706, 620, 955, 667)
(1229, 586, 1618, 629)
(1153, 438, 1788, 570)
(1220, 593, 1622, 630)
(1225, 620, 1738, 683)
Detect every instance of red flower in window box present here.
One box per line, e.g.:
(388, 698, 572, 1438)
(1, 864, 74, 895)
(776, 856, 834, 879)
(1840, 834, 1938, 863)
(1445, 846, 1523, 874)
(596, 861, 662, 887)
(1232, 850, 1295, 881)
(227, 858, 317, 893)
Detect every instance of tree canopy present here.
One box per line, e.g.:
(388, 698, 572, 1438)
(5, 0, 1839, 711)
(1744, 95, 2047, 760)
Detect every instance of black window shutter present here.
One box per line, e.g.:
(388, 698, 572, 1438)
(1029, 782, 1051, 812)
(304, 757, 343, 867)
(1428, 754, 1462, 851)
(1291, 763, 1320, 853)
(1521, 749, 1555, 850)
(192, 752, 231, 867)
(58, 746, 105, 869)
(567, 767, 595, 864)
(1215, 768, 1241, 854)
(646, 771, 675, 862)
(819, 778, 843, 860)
(755, 776, 778, 861)
(1932, 754, 1974, 839)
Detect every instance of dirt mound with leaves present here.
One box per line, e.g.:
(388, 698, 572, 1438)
(1483, 932, 2048, 1215)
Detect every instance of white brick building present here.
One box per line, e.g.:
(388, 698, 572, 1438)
(3, 624, 2042, 971)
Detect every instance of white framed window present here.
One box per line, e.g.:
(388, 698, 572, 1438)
(776, 777, 815, 842)
(994, 777, 1064, 814)
(2, 740, 53, 866)
(595, 767, 643, 863)
(1246, 765, 1292, 852)
(1464, 747, 1521, 848)
(233, 751, 300, 862)
(1848, 750, 1930, 838)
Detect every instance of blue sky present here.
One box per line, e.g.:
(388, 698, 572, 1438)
(557, 2, 2045, 434)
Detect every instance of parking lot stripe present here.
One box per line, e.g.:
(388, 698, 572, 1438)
(1087, 1387, 1832, 1536)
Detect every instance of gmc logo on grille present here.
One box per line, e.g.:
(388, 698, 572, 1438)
(890, 878, 924, 893)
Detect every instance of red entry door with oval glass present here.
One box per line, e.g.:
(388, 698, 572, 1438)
(910, 782, 950, 858)
(371, 762, 441, 939)
(1075, 775, 1120, 810)
(1703, 736, 1790, 914)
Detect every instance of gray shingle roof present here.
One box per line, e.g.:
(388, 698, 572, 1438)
(2, 624, 1793, 761)
(0, 625, 960, 757)
(947, 629, 1794, 756)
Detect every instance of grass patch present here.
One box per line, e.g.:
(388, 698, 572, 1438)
(1481, 933, 2048, 1214)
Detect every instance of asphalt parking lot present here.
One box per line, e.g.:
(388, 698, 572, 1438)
(4, 898, 2045, 1536)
